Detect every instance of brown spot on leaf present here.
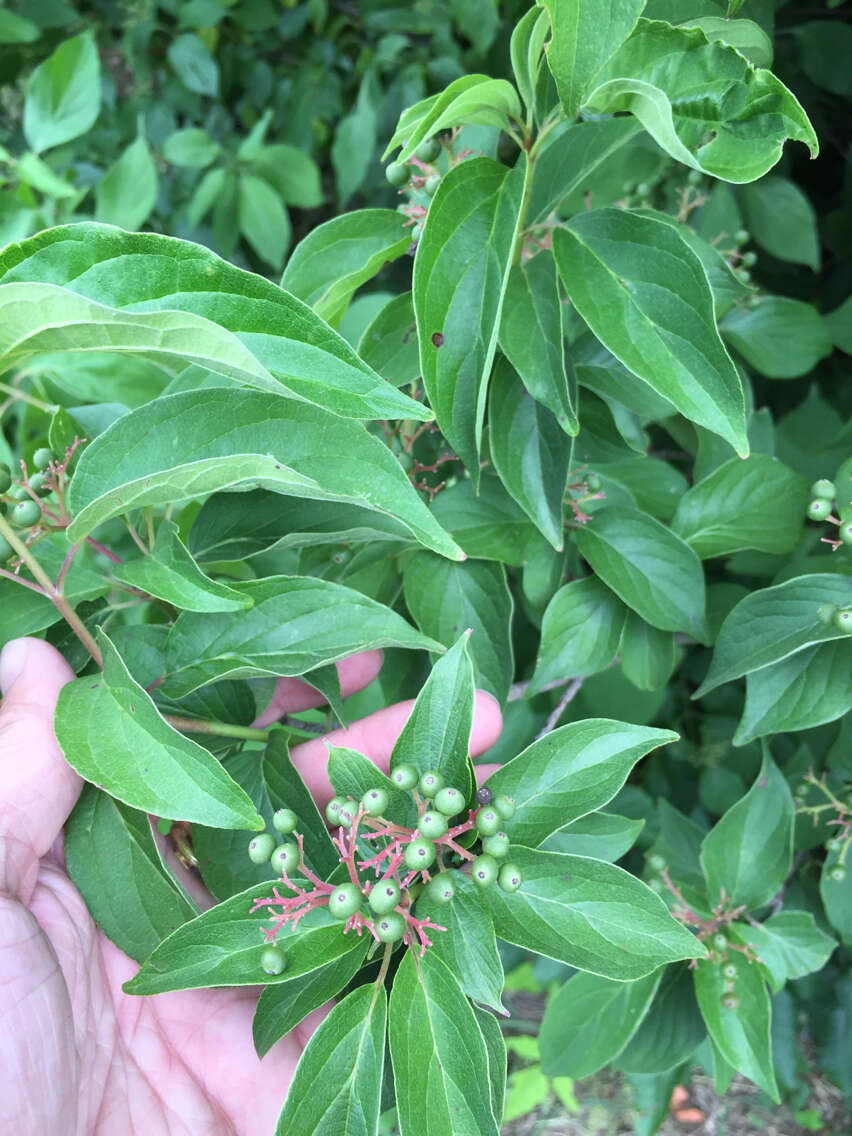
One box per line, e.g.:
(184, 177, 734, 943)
(431, 332, 444, 348)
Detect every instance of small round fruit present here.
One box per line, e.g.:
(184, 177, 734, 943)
(833, 609, 852, 635)
(587, 473, 602, 492)
(404, 837, 436, 870)
(498, 862, 523, 892)
(826, 837, 843, 853)
(721, 993, 740, 1011)
(811, 478, 836, 500)
(828, 864, 847, 882)
(418, 810, 448, 839)
(493, 794, 516, 821)
(415, 136, 441, 163)
(425, 873, 456, 904)
(722, 963, 737, 979)
(794, 781, 810, 798)
(391, 764, 418, 790)
(261, 945, 286, 975)
(741, 251, 757, 267)
(418, 770, 445, 797)
(325, 796, 345, 824)
(433, 786, 464, 816)
(647, 852, 666, 872)
(32, 448, 54, 471)
(27, 472, 49, 495)
(476, 786, 493, 806)
(270, 842, 299, 875)
(375, 911, 406, 942)
(272, 807, 298, 834)
(424, 174, 441, 196)
(9, 484, 28, 500)
(818, 602, 838, 625)
(11, 499, 40, 527)
(338, 801, 358, 828)
(0, 463, 11, 493)
(362, 787, 389, 816)
(475, 807, 501, 837)
(734, 228, 749, 244)
(329, 883, 363, 920)
(471, 854, 499, 887)
(386, 161, 410, 187)
(647, 877, 665, 893)
(687, 169, 702, 186)
(737, 268, 751, 284)
(807, 498, 832, 521)
(636, 182, 651, 197)
(839, 521, 852, 547)
(368, 879, 401, 915)
(481, 832, 510, 859)
(248, 833, 276, 864)
(711, 932, 727, 950)
(0, 534, 12, 562)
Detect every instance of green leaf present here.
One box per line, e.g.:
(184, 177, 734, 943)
(481, 846, 704, 979)
(357, 292, 419, 388)
(740, 176, 820, 270)
(114, 519, 252, 613)
(584, 19, 817, 183)
(540, 969, 661, 1077)
(529, 576, 628, 692)
(65, 784, 198, 962)
(483, 719, 677, 848)
(430, 476, 537, 566)
(820, 849, 852, 947)
(681, 16, 773, 68)
(238, 173, 291, 270)
(167, 33, 218, 95)
(275, 983, 386, 1136)
(64, 389, 458, 557)
(538, 0, 645, 116)
(389, 951, 499, 1136)
(0, 224, 427, 423)
(553, 210, 748, 455)
(163, 127, 220, 168)
(162, 575, 441, 698)
(403, 552, 514, 703)
(510, 6, 549, 111)
(187, 167, 226, 227)
(472, 1004, 507, 1127)
(671, 455, 809, 560)
(616, 965, 706, 1074)
(504, 1066, 550, 1124)
(332, 83, 378, 207)
(95, 136, 158, 230)
(423, 873, 505, 1014)
(620, 612, 676, 691)
(253, 937, 370, 1058)
(16, 151, 77, 198)
(695, 575, 852, 697)
(250, 144, 323, 209)
(498, 251, 577, 435)
(542, 812, 644, 862)
(0, 9, 39, 43)
(488, 357, 568, 548)
(414, 156, 527, 482)
(721, 298, 832, 380)
(693, 954, 778, 1100)
(281, 209, 412, 326)
(575, 506, 707, 639)
(654, 801, 707, 895)
(23, 31, 100, 153)
(733, 913, 836, 992)
(700, 754, 794, 911)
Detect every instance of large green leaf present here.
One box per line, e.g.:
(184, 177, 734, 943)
(553, 210, 748, 454)
(620, 612, 676, 691)
(413, 156, 527, 482)
(23, 31, 101, 153)
(422, 873, 505, 1014)
(357, 292, 420, 388)
(64, 388, 460, 558)
(720, 297, 832, 379)
(162, 575, 442, 698)
(95, 136, 158, 230)
(0, 224, 425, 422)
(430, 477, 537, 566)
(732, 912, 836, 993)
(542, 812, 644, 862)
(54, 630, 262, 830)
(740, 177, 820, 270)
(473, 1004, 507, 1128)
(616, 965, 706, 1074)
(389, 951, 498, 1136)
(584, 19, 817, 183)
(529, 576, 628, 692)
(510, 6, 549, 112)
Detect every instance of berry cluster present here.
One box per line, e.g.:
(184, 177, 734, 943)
(710, 933, 742, 1011)
(385, 135, 445, 243)
(0, 445, 80, 562)
(793, 771, 851, 881)
(806, 478, 852, 562)
(247, 770, 522, 975)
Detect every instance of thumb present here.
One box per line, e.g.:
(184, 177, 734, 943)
(0, 637, 80, 900)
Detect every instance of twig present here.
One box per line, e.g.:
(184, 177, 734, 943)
(535, 678, 583, 738)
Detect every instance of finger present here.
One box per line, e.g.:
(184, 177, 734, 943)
(252, 651, 384, 727)
(0, 638, 79, 899)
(289, 690, 503, 805)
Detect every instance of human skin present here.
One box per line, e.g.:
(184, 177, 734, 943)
(0, 638, 501, 1134)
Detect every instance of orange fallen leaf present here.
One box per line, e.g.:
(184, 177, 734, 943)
(674, 1108, 705, 1124)
(670, 1085, 690, 1109)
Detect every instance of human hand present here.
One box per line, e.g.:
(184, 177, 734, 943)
(0, 638, 502, 1134)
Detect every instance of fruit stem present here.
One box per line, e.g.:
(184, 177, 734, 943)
(374, 942, 393, 989)
(0, 380, 53, 412)
(163, 715, 271, 742)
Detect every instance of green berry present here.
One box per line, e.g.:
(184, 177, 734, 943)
(404, 837, 436, 870)
(272, 807, 298, 834)
(722, 963, 737, 979)
(686, 169, 702, 186)
(415, 136, 441, 163)
(794, 780, 811, 798)
(475, 807, 501, 837)
(9, 484, 28, 500)
(818, 602, 838, 625)
(391, 764, 418, 790)
(375, 911, 406, 942)
(647, 877, 665, 893)
(260, 945, 286, 975)
(424, 173, 441, 196)
(425, 873, 456, 904)
(811, 478, 836, 500)
(493, 794, 516, 821)
(586, 473, 602, 492)
(471, 854, 499, 887)
(386, 161, 410, 187)
(711, 933, 727, 950)
(736, 268, 751, 284)
(834, 609, 852, 635)
(741, 251, 757, 267)
(807, 498, 832, 521)
(368, 878, 401, 915)
(647, 852, 666, 872)
(0, 534, 12, 562)
(433, 786, 463, 816)
(734, 228, 749, 244)
(270, 842, 299, 875)
(338, 801, 357, 828)
(498, 862, 523, 892)
(329, 882, 363, 920)
(11, 499, 40, 527)
(0, 463, 11, 493)
(27, 472, 48, 495)
(481, 832, 510, 859)
(636, 182, 651, 197)
(418, 810, 448, 839)
(362, 787, 389, 816)
(418, 770, 445, 797)
(721, 993, 740, 1010)
(32, 448, 54, 471)
(839, 521, 852, 546)
(325, 796, 345, 824)
(826, 837, 843, 853)
(828, 864, 847, 882)
(247, 833, 276, 864)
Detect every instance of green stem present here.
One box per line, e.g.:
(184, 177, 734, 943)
(164, 715, 272, 742)
(0, 380, 53, 413)
(374, 942, 393, 989)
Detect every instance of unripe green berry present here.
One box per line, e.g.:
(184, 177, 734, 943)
(368, 878, 401, 915)
(811, 478, 836, 500)
(425, 872, 456, 904)
(270, 842, 299, 875)
(0, 534, 12, 562)
(329, 882, 363, 919)
(828, 864, 847, 882)
(721, 993, 740, 1010)
(405, 837, 436, 870)
(636, 182, 651, 197)
(741, 251, 757, 267)
(794, 780, 810, 798)
(834, 609, 852, 635)
(734, 228, 749, 244)
(325, 796, 345, 824)
(736, 268, 751, 284)
(27, 472, 48, 495)
(385, 161, 410, 187)
(375, 911, 406, 942)
(647, 852, 666, 872)
(712, 933, 727, 950)
(247, 833, 276, 864)
(433, 786, 464, 816)
(391, 764, 418, 790)
(415, 136, 441, 163)
(424, 174, 441, 196)
(586, 473, 602, 492)
(9, 484, 28, 499)
(0, 463, 11, 493)
(647, 877, 665, 893)
(498, 862, 523, 892)
(481, 832, 510, 858)
(687, 169, 702, 186)
(493, 794, 516, 821)
(475, 807, 501, 837)
(722, 963, 737, 979)
(826, 837, 843, 853)
(338, 801, 357, 828)
(362, 787, 389, 816)
(410, 220, 423, 241)
(818, 602, 838, 625)
(418, 810, 448, 839)
(32, 448, 54, 471)
(261, 945, 286, 975)
(807, 498, 832, 521)
(11, 499, 40, 527)
(418, 770, 444, 797)
(272, 807, 298, 834)
(839, 521, 852, 546)
(471, 854, 499, 887)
